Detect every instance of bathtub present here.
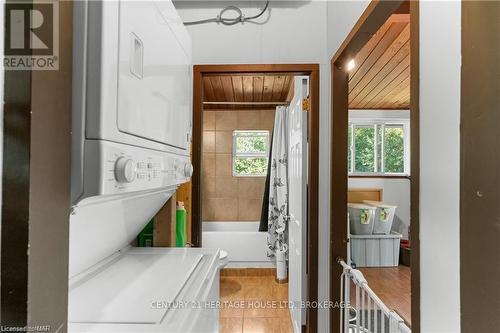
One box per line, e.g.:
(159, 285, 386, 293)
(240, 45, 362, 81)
(202, 221, 274, 268)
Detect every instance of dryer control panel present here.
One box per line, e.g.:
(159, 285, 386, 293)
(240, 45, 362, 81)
(76, 140, 191, 204)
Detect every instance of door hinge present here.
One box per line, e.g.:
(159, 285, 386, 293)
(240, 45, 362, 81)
(302, 98, 310, 112)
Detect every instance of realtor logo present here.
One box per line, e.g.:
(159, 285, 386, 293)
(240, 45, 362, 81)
(4, 0, 59, 70)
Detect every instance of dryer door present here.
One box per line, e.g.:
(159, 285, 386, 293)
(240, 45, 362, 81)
(116, 1, 191, 150)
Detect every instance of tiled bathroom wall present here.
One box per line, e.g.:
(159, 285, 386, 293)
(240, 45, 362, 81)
(202, 109, 275, 221)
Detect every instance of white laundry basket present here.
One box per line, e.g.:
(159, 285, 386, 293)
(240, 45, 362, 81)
(363, 200, 397, 235)
(347, 204, 376, 235)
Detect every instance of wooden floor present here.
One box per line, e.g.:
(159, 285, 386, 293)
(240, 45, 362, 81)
(219, 269, 293, 333)
(358, 265, 411, 325)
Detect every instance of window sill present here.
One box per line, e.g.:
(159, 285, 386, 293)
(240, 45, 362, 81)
(349, 174, 411, 180)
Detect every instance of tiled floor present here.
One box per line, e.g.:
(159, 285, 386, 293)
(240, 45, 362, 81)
(219, 270, 293, 333)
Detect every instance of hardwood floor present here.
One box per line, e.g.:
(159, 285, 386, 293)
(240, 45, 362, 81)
(219, 270, 293, 333)
(358, 265, 411, 325)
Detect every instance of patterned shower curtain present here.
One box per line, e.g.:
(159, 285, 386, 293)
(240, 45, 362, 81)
(267, 106, 289, 262)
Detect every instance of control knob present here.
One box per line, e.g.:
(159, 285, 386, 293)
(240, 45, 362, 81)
(114, 157, 136, 183)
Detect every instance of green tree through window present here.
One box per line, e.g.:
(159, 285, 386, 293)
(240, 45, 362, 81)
(348, 122, 407, 175)
(384, 126, 405, 173)
(354, 126, 376, 172)
(233, 131, 269, 176)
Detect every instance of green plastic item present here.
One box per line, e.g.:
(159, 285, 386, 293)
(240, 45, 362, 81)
(176, 202, 187, 247)
(137, 220, 154, 247)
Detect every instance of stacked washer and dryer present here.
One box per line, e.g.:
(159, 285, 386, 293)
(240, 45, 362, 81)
(68, 1, 220, 332)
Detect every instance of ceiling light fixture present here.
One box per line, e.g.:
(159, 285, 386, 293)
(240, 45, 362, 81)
(347, 59, 356, 71)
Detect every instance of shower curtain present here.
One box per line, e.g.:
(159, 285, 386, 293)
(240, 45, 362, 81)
(266, 106, 289, 279)
(259, 129, 273, 232)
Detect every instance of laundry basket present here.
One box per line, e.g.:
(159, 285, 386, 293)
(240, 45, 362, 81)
(363, 200, 397, 235)
(347, 204, 376, 235)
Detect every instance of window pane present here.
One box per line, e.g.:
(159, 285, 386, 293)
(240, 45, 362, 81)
(384, 125, 405, 173)
(348, 125, 352, 173)
(376, 124, 383, 172)
(354, 126, 375, 172)
(234, 157, 268, 176)
(235, 132, 268, 154)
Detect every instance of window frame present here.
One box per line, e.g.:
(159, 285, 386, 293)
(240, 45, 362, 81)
(348, 120, 410, 177)
(232, 130, 270, 177)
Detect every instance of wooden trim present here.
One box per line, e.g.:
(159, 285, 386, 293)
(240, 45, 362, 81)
(330, 1, 403, 68)
(202, 108, 277, 112)
(192, 63, 320, 333)
(409, 1, 421, 332)
(349, 107, 411, 111)
(329, 1, 421, 332)
(308, 66, 320, 333)
(387, 13, 410, 23)
(204, 72, 301, 77)
(194, 64, 318, 75)
(460, 1, 500, 331)
(330, 61, 349, 333)
(192, 67, 203, 247)
(1, 63, 32, 327)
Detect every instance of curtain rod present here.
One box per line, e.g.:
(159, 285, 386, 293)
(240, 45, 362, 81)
(203, 101, 289, 106)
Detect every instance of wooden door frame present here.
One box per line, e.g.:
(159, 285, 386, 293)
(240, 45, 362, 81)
(192, 64, 320, 333)
(329, 1, 420, 332)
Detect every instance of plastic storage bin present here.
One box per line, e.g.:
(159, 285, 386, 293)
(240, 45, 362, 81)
(348, 204, 376, 235)
(363, 200, 397, 235)
(350, 232, 402, 267)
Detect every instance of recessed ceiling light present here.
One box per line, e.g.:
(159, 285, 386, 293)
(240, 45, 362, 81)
(347, 59, 356, 71)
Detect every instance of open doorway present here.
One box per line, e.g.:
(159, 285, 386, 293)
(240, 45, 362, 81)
(330, 1, 419, 332)
(347, 12, 412, 324)
(191, 65, 320, 333)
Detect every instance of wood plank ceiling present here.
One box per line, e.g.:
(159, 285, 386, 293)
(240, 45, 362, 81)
(202, 75, 294, 110)
(349, 14, 410, 109)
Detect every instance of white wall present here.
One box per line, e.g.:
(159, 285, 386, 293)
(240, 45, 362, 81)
(419, 1, 461, 332)
(174, 0, 438, 332)
(327, 0, 370, 57)
(174, 1, 334, 329)
(348, 178, 410, 235)
(174, 1, 372, 330)
(175, 0, 327, 64)
(175, 1, 463, 330)
(325, 2, 370, 331)
(348, 109, 411, 238)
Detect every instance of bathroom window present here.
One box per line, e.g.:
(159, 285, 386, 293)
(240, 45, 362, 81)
(348, 121, 409, 176)
(233, 130, 270, 177)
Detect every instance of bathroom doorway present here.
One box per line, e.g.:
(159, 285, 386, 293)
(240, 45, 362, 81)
(191, 64, 320, 333)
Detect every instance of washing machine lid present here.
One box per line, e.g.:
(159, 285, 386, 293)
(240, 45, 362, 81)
(69, 250, 203, 324)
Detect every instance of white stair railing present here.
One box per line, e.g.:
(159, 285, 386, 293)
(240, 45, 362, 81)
(338, 258, 411, 333)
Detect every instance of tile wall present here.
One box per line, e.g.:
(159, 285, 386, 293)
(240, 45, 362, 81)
(202, 110, 275, 221)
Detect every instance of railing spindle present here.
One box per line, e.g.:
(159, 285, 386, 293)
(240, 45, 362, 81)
(356, 284, 361, 333)
(337, 259, 410, 333)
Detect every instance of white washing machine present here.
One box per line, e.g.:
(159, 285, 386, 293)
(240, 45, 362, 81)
(68, 1, 219, 332)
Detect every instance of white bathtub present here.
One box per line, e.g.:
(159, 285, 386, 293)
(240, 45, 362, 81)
(202, 221, 274, 268)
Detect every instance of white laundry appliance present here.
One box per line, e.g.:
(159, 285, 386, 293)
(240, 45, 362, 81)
(68, 1, 220, 332)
